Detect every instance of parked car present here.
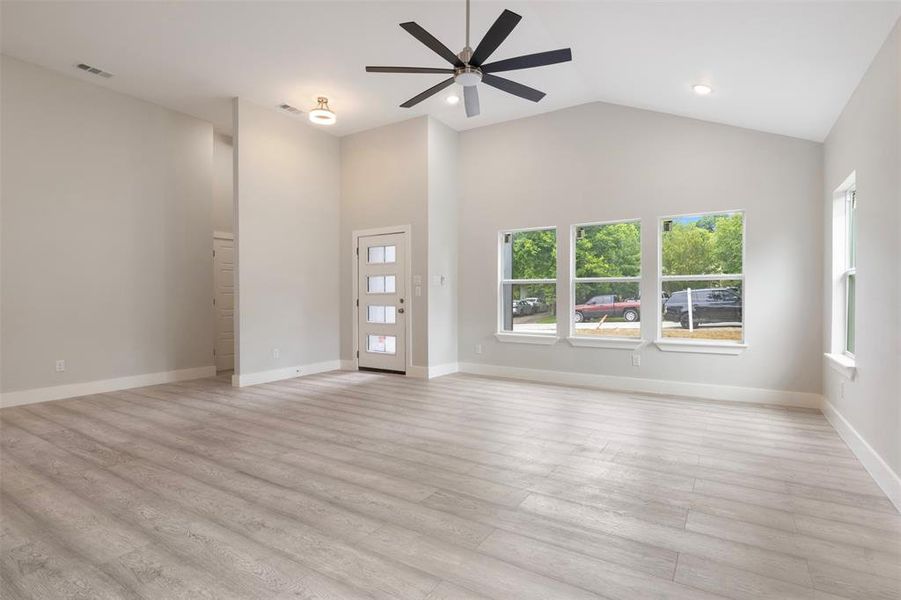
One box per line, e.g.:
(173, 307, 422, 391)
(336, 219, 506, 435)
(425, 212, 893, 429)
(523, 297, 548, 313)
(663, 287, 742, 328)
(574, 295, 640, 323)
(512, 299, 534, 317)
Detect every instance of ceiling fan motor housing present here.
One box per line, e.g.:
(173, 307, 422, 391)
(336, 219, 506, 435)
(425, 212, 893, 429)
(454, 65, 482, 87)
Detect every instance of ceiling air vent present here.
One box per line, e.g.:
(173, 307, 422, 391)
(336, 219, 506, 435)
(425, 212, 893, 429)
(76, 63, 114, 78)
(279, 103, 302, 115)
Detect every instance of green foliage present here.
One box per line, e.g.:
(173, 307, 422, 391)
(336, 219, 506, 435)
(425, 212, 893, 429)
(662, 213, 743, 276)
(575, 222, 640, 278)
(712, 214, 743, 274)
(575, 282, 639, 305)
(511, 230, 556, 279)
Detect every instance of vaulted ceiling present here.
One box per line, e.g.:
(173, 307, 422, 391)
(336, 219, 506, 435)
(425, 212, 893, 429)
(2, 1, 899, 140)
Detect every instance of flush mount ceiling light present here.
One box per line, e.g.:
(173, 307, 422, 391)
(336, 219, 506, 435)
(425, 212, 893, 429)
(692, 84, 713, 96)
(309, 97, 336, 125)
(446, 94, 460, 104)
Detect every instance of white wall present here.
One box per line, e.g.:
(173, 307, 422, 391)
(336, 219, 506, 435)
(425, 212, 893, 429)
(0, 55, 215, 399)
(457, 101, 824, 400)
(822, 20, 900, 494)
(212, 132, 234, 233)
(233, 98, 340, 383)
(427, 118, 459, 370)
(340, 117, 430, 369)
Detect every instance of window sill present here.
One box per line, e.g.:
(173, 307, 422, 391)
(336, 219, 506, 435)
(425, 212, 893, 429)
(567, 336, 644, 350)
(495, 332, 559, 346)
(825, 353, 857, 380)
(654, 339, 747, 355)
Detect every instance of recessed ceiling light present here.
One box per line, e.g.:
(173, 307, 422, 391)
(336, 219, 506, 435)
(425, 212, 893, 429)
(692, 84, 713, 96)
(446, 95, 460, 105)
(309, 96, 336, 125)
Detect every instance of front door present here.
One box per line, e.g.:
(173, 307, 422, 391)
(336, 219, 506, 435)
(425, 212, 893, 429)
(357, 232, 406, 373)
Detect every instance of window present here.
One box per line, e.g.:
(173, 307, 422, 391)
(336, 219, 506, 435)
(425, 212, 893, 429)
(842, 187, 857, 356)
(499, 228, 557, 336)
(659, 211, 744, 344)
(572, 221, 641, 339)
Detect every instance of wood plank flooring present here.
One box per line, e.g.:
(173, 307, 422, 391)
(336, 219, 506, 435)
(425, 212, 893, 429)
(1, 370, 899, 599)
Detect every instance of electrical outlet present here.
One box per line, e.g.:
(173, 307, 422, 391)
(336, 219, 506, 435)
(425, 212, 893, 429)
(55, 359, 66, 372)
(272, 348, 280, 359)
(631, 354, 641, 367)
(475, 344, 483, 355)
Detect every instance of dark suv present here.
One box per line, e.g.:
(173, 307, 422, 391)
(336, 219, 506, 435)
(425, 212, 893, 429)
(663, 287, 742, 328)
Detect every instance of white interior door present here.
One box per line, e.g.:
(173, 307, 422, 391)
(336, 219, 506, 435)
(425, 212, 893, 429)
(357, 232, 406, 372)
(213, 236, 235, 371)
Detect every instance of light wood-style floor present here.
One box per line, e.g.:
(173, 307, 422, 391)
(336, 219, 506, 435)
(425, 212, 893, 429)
(1, 371, 899, 600)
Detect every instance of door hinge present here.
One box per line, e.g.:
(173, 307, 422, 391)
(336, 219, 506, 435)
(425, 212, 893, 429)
(213, 249, 216, 257)
(355, 298, 359, 307)
(213, 347, 216, 356)
(356, 350, 359, 358)
(355, 247, 359, 256)
(213, 297, 216, 306)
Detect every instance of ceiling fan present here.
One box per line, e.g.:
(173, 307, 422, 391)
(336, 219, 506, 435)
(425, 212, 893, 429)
(365, 0, 573, 117)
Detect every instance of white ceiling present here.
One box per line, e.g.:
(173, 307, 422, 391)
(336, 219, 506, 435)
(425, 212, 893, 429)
(2, 1, 899, 140)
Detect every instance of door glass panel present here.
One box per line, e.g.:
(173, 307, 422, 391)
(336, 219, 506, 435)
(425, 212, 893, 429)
(367, 275, 396, 294)
(368, 246, 384, 264)
(367, 334, 396, 354)
(367, 305, 396, 324)
(368, 245, 397, 264)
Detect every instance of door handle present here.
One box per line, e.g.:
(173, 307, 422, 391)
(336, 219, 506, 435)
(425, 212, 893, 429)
(398, 308, 405, 314)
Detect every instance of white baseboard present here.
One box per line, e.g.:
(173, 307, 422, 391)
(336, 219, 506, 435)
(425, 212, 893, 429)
(339, 360, 356, 371)
(822, 399, 901, 512)
(233, 360, 342, 387)
(428, 362, 460, 378)
(0, 365, 217, 409)
(457, 362, 822, 409)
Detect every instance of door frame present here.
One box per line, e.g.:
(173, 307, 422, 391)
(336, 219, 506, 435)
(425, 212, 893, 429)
(351, 225, 413, 374)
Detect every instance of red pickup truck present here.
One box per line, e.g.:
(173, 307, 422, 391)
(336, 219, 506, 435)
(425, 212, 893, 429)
(574, 294, 640, 323)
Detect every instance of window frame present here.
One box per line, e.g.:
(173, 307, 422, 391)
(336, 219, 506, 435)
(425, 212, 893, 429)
(655, 209, 748, 354)
(825, 173, 857, 379)
(567, 219, 644, 349)
(496, 226, 559, 343)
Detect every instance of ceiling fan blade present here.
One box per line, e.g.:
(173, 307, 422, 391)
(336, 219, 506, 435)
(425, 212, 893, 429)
(482, 74, 546, 102)
(464, 85, 480, 117)
(366, 66, 456, 74)
(481, 48, 573, 74)
(399, 22, 463, 66)
(470, 9, 522, 66)
(400, 77, 456, 108)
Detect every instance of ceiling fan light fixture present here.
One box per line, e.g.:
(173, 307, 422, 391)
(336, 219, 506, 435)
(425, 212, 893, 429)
(454, 65, 482, 87)
(309, 96, 337, 125)
(364, 0, 572, 118)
